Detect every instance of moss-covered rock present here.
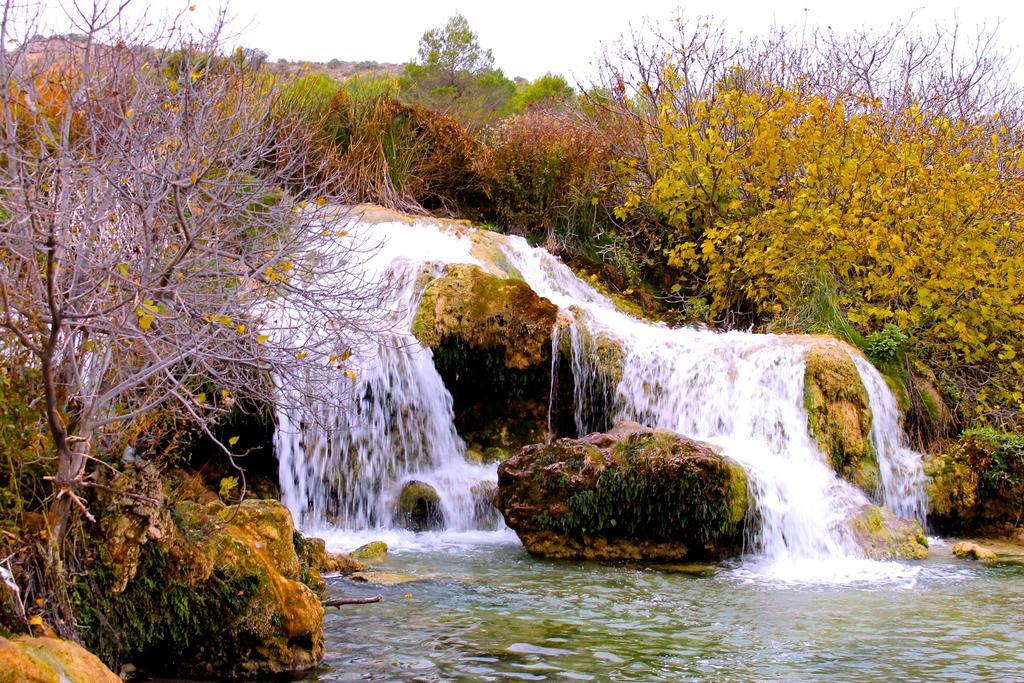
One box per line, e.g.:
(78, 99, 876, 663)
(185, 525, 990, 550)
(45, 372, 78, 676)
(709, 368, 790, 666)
(952, 541, 997, 561)
(803, 343, 881, 494)
(412, 263, 558, 371)
(925, 429, 1024, 535)
(293, 533, 363, 596)
(494, 423, 748, 561)
(0, 636, 120, 683)
(74, 498, 324, 679)
(846, 504, 929, 559)
(350, 541, 388, 562)
(396, 480, 443, 531)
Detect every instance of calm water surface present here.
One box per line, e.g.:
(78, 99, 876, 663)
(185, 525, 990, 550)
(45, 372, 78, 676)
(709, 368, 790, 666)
(299, 532, 1024, 682)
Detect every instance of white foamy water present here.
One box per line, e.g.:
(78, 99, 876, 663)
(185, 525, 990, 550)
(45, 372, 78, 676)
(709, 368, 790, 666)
(276, 219, 497, 531)
(276, 216, 928, 583)
(496, 232, 928, 581)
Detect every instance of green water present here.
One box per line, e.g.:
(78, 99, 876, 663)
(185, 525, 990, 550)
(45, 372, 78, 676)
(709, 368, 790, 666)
(303, 533, 1024, 682)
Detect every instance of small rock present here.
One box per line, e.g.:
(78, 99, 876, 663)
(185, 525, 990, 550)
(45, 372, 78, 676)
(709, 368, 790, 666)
(350, 541, 388, 562)
(396, 480, 443, 531)
(952, 541, 997, 561)
(348, 571, 422, 586)
(470, 480, 500, 528)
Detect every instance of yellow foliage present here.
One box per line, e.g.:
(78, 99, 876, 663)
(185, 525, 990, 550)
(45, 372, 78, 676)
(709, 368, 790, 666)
(636, 81, 1024, 424)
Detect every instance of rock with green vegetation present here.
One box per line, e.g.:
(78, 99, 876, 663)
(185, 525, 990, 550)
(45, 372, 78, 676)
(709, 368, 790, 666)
(926, 429, 1024, 534)
(396, 480, 443, 531)
(0, 636, 121, 683)
(293, 533, 363, 596)
(803, 343, 881, 494)
(411, 263, 559, 370)
(556, 308, 626, 389)
(846, 505, 929, 560)
(952, 541, 997, 561)
(74, 498, 324, 679)
(350, 541, 388, 562)
(495, 423, 749, 561)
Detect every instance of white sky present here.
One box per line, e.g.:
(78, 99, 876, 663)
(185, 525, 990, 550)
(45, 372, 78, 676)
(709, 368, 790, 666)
(42, 1, 1024, 82)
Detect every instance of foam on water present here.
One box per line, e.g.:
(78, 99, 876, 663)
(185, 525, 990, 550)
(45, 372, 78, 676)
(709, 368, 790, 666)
(275, 217, 929, 584)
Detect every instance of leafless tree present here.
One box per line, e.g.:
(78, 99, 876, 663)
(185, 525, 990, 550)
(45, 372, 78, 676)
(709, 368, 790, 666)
(0, 1, 388, 552)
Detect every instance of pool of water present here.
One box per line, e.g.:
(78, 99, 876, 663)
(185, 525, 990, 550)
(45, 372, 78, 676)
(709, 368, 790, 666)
(300, 531, 1024, 682)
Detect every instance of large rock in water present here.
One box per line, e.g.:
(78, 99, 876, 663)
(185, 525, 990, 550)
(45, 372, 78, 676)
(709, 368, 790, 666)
(495, 424, 748, 561)
(0, 636, 120, 682)
(803, 343, 881, 494)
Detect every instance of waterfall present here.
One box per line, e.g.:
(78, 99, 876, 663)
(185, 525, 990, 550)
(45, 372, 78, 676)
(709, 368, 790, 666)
(275, 214, 927, 573)
(275, 219, 496, 531)
(496, 232, 928, 568)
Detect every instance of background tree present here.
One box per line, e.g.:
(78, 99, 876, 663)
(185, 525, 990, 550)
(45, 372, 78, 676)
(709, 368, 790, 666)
(416, 12, 493, 84)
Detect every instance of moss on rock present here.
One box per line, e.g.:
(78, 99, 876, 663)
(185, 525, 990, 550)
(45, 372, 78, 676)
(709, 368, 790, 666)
(396, 480, 443, 531)
(350, 541, 388, 562)
(73, 498, 324, 679)
(0, 636, 120, 683)
(846, 504, 929, 560)
(803, 343, 881, 494)
(925, 429, 1024, 534)
(412, 263, 558, 370)
(494, 423, 748, 561)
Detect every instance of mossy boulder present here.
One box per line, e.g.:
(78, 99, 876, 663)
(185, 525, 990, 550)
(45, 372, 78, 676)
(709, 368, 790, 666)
(0, 636, 120, 683)
(846, 504, 929, 559)
(396, 480, 443, 531)
(925, 429, 1024, 534)
(350, 541, 388, 562)
(803, 343, 881, 494)
(75, 498, 324, 679)
(495, 423, 748, 561)
(412, 263, 559, 371)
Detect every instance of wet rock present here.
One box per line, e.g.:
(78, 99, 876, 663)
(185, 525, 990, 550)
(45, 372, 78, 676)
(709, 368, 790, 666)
(169, 499, 325, 677)
(925, 431, 1024, 535)
(495, 423, 748, 561)
(294, 534, 363, 596)
(804, 343, 881, 494)
(348, 571, 423, 586)
(847, 504, 929, 559)
(556, 308, 626, 389)
(0, 636, 120, 682)
(396, 480, 444, 531)
(411, 263, 558, 370)
(470, 480, 501, 528)
(350, 541, 388, 562)
(81, 498, 325, 679)
(952, 541, 997, 561)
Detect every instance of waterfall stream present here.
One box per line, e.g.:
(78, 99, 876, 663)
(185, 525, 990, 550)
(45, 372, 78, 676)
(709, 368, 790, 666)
(276, 215, 928, 578)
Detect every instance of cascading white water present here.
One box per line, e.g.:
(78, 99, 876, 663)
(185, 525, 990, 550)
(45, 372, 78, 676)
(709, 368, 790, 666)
(275, 220, 496, 532)
(275, 214, 928, 579)
(494, 231, 928, 576)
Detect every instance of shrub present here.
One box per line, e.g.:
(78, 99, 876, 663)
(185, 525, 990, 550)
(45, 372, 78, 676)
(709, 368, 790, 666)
(475, 109, 613, 249)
